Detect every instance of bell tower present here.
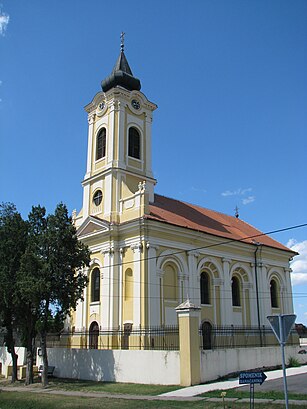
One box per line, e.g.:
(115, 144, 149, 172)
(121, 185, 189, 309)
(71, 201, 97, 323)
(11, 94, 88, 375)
(77, 36, 157, 226)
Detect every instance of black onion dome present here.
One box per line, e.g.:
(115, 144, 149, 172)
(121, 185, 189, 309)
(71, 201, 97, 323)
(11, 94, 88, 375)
(101, 51, 141, 92)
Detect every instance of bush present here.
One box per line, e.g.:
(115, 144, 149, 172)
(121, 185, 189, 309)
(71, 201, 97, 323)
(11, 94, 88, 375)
(288, 356, 300, 367)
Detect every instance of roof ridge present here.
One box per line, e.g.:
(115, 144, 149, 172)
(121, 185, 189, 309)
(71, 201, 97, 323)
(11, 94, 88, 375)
(154, 193, 241, 222)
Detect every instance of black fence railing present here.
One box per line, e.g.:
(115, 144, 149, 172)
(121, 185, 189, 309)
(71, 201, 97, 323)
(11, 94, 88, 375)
(199, 325, 299, 350)
(44, 325, 180, 351)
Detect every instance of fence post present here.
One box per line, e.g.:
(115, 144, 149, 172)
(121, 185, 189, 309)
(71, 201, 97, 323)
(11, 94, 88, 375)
(176, 299, 201, 386)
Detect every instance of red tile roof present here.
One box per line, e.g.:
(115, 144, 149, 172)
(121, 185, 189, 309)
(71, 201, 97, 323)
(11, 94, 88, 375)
(146, 194, 293, 253)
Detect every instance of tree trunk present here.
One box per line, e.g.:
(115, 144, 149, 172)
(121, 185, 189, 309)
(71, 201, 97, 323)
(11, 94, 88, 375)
(25, 349, 34, 385)
(10, 346, 18, 383)
(40, 329, 49, 387)
(6, 324, 18, 383)
(25, 310, 36, 385)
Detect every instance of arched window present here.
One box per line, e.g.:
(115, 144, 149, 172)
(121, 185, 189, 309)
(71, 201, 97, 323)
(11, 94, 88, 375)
(89, 321, 99, 349)
(128, 127, 140, 159)
(91, 268, 100, 302)
(96, 128, 106, 160)
(200, 272, 210, 304)
(201, 321, 212, 350)
(270, 279, 279, 308)
(232, 276, 241, 306)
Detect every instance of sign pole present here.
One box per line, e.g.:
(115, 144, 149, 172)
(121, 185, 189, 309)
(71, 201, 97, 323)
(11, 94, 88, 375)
(267, 314, 296, 409)
(279, 315, 289, 409)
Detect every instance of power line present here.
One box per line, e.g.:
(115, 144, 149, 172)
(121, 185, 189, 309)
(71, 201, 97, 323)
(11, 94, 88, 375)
(95, 222, 307, 270)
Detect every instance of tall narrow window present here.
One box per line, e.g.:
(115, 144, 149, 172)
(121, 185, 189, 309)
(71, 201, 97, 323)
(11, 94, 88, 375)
(128, 127, 140, 159)
(232, 276, 241, 306)
(202, 321, 212, 350)
(96, 128, 106, 160)
(270, 279, 279, 308)
(91, 268, 100, 302)
(89, 321, 99, 349)
(200, 272, 210, 304)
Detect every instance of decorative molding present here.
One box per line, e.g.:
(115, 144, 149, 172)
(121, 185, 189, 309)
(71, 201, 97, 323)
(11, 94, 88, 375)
(222, 258, 232, 264)
(188, 250, 200, 258)
(213, 278, 223, 286)
(138, 181, 146, 193)
(88, 113, 95, 124)
(130, 242, 143, 253)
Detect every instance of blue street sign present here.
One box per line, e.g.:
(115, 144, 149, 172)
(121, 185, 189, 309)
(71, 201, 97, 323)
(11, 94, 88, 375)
(239, 371, 267, 385)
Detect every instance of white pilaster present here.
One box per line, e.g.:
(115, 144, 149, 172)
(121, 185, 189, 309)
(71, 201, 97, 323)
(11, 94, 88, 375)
(222, 258, 232, 325)
(284, 268, 294, 313)
(187, 251, 199, 305)
(118, 248, 125, 327)
(85, 113, 95, 178)
(82, 269, 88, 330)
(145, 113, 153, 179)
(101, 250, 111, 328)
(132, 242, 142, 327)
(147, 243, 160, 326)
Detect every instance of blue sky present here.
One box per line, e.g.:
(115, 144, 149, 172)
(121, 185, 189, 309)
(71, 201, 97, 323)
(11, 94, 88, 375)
(0, 1, 306, 324)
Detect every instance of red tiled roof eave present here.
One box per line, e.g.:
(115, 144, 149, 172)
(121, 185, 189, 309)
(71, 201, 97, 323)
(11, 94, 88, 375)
(146, 194, 296, 254)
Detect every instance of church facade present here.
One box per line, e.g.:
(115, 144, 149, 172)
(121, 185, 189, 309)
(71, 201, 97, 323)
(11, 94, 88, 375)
(71, 43, 295, 344)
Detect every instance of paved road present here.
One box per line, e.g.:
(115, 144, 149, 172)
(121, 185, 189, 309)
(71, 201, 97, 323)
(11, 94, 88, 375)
(236, 373, 307, 394)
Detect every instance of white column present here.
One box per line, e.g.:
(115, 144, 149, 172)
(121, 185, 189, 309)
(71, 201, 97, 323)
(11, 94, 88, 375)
(82, 183, 90, 219)
(213, 278, 223, 325)
(187, 251, 199, 305)
(145, 113, 153, 178)
(82, 267, 89, 330)
(242, 282, 253, 325)
(147, 243, 160, 326)
(101, 250, 111, 328)
(107, 101, 116, 165)
(157, 269, 164, 325)
(260, 264, 270, 323)
(117, 101, 126, 168)
(284, 268, 294, 313)
(132, 243, 142, 327)
(222, 258, 232, 325)
(108, 247, 117, 328)
(85, 113, 95, 178)
(118, 248, 125, 327)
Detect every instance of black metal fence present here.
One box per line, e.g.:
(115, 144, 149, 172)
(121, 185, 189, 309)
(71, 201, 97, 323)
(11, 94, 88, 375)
(199, 325, 299, 350)
(45, 325, 180, 351)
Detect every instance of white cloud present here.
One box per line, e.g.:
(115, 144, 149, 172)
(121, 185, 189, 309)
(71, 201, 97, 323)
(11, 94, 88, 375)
(0, 10, 9, 36)
(221, 188, 252, 197)
(242, 196, 255, 205)
(287, 239, 307, 286)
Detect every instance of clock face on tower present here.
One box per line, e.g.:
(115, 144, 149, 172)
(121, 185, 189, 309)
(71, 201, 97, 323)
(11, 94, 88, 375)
(131, 99, 140, 110)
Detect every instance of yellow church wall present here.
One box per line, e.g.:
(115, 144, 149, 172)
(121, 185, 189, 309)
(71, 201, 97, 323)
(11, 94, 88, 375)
(201, 305, 214, 323)
(122, 247, 134, 323)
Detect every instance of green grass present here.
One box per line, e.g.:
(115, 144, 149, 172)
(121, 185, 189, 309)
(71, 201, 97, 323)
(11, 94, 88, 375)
(0, 377, 179, 396)
(0, 391, 299, 409)
(200, 389, 307, 401)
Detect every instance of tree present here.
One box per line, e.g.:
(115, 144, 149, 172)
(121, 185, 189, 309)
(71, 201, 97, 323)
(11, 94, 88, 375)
(0, 203, 28, 382)
(19, 203, 90, 387)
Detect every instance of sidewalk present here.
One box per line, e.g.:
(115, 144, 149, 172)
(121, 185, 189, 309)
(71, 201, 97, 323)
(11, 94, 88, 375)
(1, 366, 307, 406)
(159, 365, 307, 397)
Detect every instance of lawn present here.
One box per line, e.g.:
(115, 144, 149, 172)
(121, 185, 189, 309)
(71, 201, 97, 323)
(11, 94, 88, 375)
(0, 391, 301, 409)
(200, 389, 307, 401)
(0, 377, 179, 396)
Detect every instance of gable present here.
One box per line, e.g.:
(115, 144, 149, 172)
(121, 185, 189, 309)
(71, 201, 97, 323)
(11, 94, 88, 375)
(77, 216, 110, 238)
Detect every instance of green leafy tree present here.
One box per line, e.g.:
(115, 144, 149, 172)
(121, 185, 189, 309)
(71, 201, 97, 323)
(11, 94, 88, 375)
(19, 203, 90, 387)
(0, 203, 28, 382)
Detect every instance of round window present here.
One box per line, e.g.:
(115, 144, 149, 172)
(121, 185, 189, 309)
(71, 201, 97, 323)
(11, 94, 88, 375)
(93, 190, 103, 206)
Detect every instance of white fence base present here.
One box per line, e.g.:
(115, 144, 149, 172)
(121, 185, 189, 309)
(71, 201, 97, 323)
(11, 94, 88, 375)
(0, 347, 26, 377)
(201, 345, 305, 383)
(36, 348, 180, 385)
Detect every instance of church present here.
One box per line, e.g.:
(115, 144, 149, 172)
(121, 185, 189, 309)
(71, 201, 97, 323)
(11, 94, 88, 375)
(70, 38, 295, 348)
